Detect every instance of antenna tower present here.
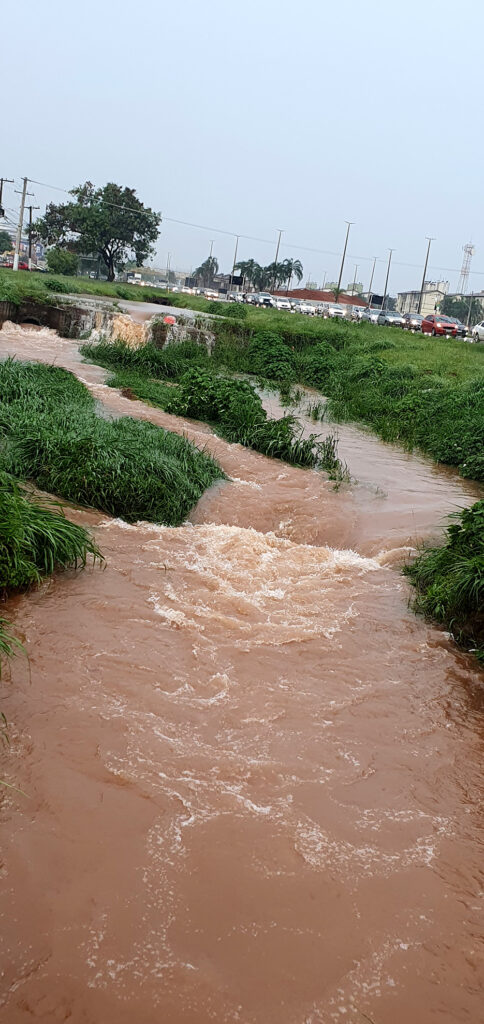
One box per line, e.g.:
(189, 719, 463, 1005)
(457, 243, 474, 294)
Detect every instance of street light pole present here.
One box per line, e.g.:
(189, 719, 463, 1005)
(351, 264, 359, 296)
(417, 237, 434, 315)
(272, 229, 283, 290)
(230, 234, 239, 294)
(367, 257, 377, 307)
(382, 249, 394, 311)
(336, 221, 353, 298)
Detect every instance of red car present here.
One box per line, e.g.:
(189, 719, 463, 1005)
(421, 314, 457, 337)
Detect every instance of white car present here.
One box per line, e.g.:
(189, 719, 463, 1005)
(327, 304, 345, 319)
(300, 302, 317, 315)
(274, 297, 292, 311)
(472, 321, 484, 342)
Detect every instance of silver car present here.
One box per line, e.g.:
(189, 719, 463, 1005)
(377, 310, 405, 327)
(361, 308, 381, 323)
(472, 320, 484, 342)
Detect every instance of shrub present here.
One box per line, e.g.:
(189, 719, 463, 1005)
(248, 330, 295, 380)
(45, 248, 79, 277)
(404, 501, 484, 659)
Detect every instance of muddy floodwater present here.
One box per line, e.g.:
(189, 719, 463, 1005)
(0, 325, 483, 1024)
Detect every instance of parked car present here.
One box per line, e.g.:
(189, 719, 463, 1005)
(402, 312, 424, 331)
(471, 321, 484, 342)
(257, 292, 276, 308)
(274, 297, 292, 311)
(299, 302, 317, 316)
(326, 304, 345, 319)
(361, 308, 381, 323)
(421, 314, 458, 337)
(377, 310, 405, 327)
(446, 318, 468, 337)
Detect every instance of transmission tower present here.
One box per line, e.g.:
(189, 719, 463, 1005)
(457, 243, 474, 294)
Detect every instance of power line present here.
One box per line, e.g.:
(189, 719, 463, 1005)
(19, 174, 484, 280)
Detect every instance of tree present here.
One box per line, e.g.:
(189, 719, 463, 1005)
(32, 181, 161, 282)
(442, 294, 482, 325)
(46, 247, 79, 276)
(193, 256, 219, 287)
(0, 230, 12, 254)
(282, 258, 303, 292)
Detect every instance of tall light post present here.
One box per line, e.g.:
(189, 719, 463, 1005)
(382, 249, 394, 311)
(417, 237, 434, 314)
(229, 234, 239, 295)
(351, 264, 359, 296)
(336, 221, 353, 298)
(271, 228, 283, 290)
(367, 256, 378, 307)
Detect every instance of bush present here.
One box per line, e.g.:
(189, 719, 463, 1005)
(248, 330, 295, 381)
(45, 248, 79, 277)
(404, 501, 484, 659)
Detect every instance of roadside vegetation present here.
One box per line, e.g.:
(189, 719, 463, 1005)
(0, 356, 225, 674)
(81, 340, 349, 479)
(0, 470, 100, 672)
(404, 502, 484, 661)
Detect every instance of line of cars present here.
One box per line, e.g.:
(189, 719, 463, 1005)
(361, 308, 470, 337)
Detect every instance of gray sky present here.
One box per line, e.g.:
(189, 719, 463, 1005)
(4, 0, 482, 294)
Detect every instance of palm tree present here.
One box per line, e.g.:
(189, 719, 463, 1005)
(235, 259, 259, 290)
(193, 256, 219, 287)
(282, 258, 303, 293)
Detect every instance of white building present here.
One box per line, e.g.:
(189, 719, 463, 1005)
(396, 280, 449, 316)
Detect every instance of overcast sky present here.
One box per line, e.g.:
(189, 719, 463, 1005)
(3, 0, 483, 294)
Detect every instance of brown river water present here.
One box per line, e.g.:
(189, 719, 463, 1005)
(0, 324, 483, 1023)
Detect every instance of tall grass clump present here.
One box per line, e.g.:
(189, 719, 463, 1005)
(0, 470, 101, 675)
(404, 501, 484, 660)
(0, 359, 224, 525)
(81, 338, 208, 380)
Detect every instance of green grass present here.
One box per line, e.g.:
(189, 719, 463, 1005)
(0, 358, 224, 525)
(0, 469, 101, 676)
(404, 501, 484, 660)
(81, 343, 348, 474)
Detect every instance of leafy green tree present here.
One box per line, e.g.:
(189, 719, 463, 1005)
(0, 230, 12, 254)
(46, 247, 79, 276)
(32, 182, 161, 281)
(442, 294, 482, 325)
(193, 256, 219, 287)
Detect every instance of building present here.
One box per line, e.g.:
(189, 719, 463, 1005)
(396, 280, 449, 316)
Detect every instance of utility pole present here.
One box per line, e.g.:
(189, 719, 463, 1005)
(272, 229, 283, 290)
(351, 264, 359, 296)
(13, 177, 33, 271)
(336, 221, 353, 298)
(166, 252, 171, 285)
(0, 177, 14, 218)
(466, 292, 475, 329)
(367, 256, 378, 307)
(27, 205, 40, 269)
(382, 249, 394, 311)
(321, 271, 327, 290)
(229, 234, 239, 295)
(417, 237, 434, 314)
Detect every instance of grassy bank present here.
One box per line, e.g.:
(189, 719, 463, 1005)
(0, 470, 101, 674)
(81, 340, 349, 478)
(0, 358, 224, 524)
(404, 502, 484, 660)
(0, 268, 212, 312)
